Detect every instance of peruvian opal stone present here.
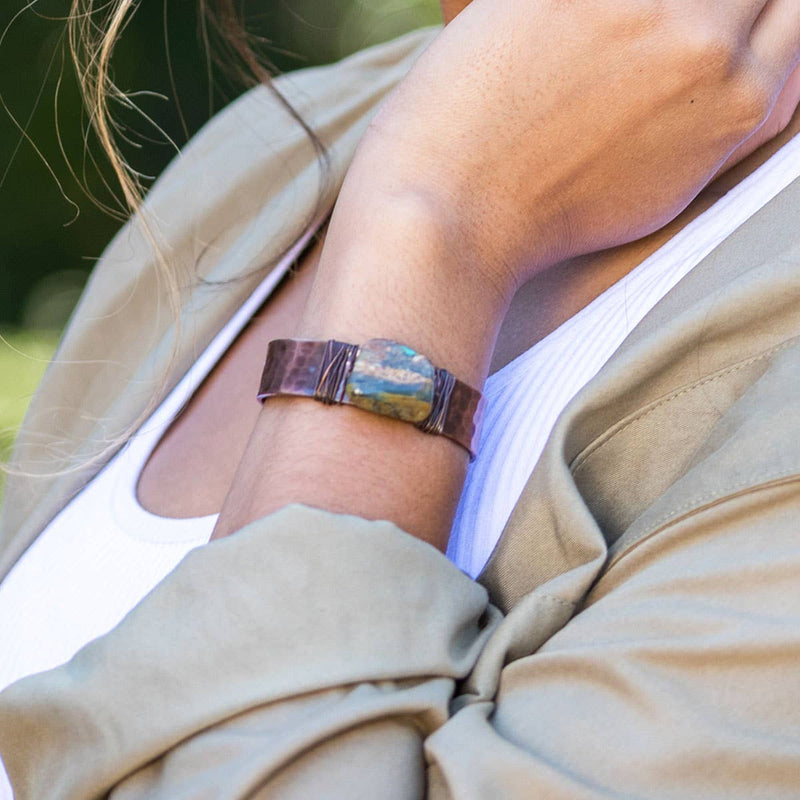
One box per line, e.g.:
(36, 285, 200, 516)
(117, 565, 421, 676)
(344, 339, 434, 423)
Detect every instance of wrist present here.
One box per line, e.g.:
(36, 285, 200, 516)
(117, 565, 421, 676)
(212, 191, 504, 548)
(297, 188, 510, 388)
(340, 37, 571, 288)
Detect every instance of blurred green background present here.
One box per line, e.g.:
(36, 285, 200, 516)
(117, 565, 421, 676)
(0, 0, 440, 473)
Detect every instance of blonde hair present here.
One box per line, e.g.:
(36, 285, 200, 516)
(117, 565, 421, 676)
(67, 0, 148, 220)
(66, 0, 327, 219)
(3, 1, 326, 481)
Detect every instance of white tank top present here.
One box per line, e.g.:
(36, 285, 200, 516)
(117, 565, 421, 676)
(1, 133, 799, 799)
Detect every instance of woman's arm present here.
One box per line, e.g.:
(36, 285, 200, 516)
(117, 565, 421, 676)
(213, 0, 800, 549)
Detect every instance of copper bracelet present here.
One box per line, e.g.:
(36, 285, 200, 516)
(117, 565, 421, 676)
(257, 338, 484, 459)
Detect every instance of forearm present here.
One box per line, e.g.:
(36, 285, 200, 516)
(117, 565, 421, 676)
(213, 0, 800, 548)
(212, 189, 510, 549)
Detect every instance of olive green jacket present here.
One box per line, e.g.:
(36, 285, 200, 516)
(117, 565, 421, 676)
(2, 27, 800, 799)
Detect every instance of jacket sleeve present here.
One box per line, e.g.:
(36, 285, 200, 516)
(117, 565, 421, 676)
(2, 480, 800, 799)
(0, 505, 503, 800)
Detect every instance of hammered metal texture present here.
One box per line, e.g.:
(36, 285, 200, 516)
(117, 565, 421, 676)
(258, 339, 327, 399)
(258, 338, 483, 457)
(438, 377, 483, 459)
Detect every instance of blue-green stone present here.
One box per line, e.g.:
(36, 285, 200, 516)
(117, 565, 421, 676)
(345, 339, 434, 423)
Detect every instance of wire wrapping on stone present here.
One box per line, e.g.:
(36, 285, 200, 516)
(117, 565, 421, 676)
(418, 368, 455, 436)
(314, 340, 358, 404)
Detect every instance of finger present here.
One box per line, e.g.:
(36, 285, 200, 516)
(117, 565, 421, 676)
(749, 0, 800, 73)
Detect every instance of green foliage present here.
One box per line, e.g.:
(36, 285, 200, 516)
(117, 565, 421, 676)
(0, 329, 59, 447)
(0, 329, 59, 497)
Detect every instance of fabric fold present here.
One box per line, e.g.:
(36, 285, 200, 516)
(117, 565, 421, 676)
(0, 505, 497, 799)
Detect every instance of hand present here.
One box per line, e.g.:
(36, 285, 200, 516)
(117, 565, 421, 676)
(341, 0, 800, 296)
